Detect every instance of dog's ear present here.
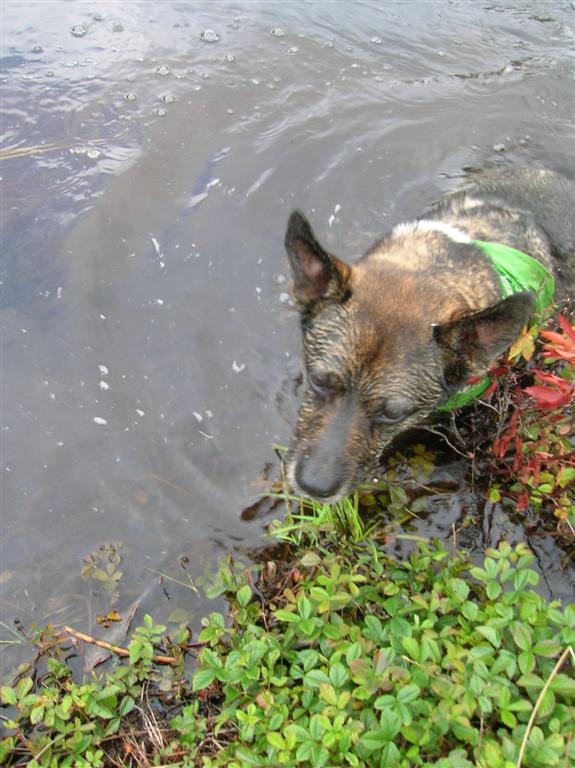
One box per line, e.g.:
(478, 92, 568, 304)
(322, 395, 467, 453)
(284, 210, 351, 309)
(433, 291, 535, 385)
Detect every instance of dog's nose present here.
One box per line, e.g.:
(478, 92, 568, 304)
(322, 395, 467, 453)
(295, 461, 344, 501)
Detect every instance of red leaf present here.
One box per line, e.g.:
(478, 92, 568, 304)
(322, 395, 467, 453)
(540, 316, 575, 362)
(481, 380, 499, 400)
(559, 314, 575, 341)
(516, 492, 529, 512)
(523, 384, 573, 409)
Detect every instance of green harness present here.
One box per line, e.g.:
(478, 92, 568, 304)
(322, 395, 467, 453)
(437, 240, 555, 412)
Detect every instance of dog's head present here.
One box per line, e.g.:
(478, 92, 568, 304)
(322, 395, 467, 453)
(284, 210, 534, 502)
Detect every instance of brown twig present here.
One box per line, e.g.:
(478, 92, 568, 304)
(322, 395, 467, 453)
(62, 625, 177, 665)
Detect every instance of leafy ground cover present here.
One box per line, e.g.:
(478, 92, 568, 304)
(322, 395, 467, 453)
(1, 313, 573, 767)
(1, 540, 574, 767)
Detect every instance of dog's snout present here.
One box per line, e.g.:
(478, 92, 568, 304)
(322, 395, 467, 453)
(294, 456, 346, 501)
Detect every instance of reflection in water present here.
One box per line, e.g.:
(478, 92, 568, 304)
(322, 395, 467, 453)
(1, 0, 574, 671)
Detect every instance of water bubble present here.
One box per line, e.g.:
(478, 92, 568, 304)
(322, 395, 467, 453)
(271, 27, 286, 37)
(86, 148, 102, 159)
(156, 64, 171, 76)
(112, 22, 124, 33)
(32, 45, 43, 54)
(153, 107, 167, 117)
(201, 71, 211, 79)
(493, 143, 506, 153)
(92, 13, 104, 22)
(371, 36, 382, 44)
(125, 92, 137, 101)
(285, 46, 299, 55)
(327, 40, 335, 48)
(161, 93, 175, 103)
(224, 54, 235, 62)
(71, 24, 88, 38)
(200, 29, 220, 43)
(279, 292, 291, 304)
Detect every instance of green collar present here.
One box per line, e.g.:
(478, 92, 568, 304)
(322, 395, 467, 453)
(437, 240, 555, 412)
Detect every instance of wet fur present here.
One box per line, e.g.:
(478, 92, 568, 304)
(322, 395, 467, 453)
(284, 167, 575, 502)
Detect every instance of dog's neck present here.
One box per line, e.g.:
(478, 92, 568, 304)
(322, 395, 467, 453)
(392, 219, 472, 244)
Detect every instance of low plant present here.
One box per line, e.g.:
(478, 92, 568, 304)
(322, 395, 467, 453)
(4, 541, 573, 767)
(184, 540, 575, 767)
(485, 314, 575, 530)
(0, 617, 168, 767)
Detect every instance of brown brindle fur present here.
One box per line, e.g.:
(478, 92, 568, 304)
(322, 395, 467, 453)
(284, 167, 575, 502)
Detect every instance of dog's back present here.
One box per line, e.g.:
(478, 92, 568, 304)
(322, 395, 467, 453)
(431, 167, 575, 299)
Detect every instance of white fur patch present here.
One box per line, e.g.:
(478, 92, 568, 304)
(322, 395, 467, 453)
(392, 219, 472, 244)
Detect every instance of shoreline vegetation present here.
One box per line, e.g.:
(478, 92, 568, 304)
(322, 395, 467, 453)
(1, 311, 574, 768)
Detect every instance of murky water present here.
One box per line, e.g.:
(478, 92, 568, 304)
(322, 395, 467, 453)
(2, 0, 574, 672)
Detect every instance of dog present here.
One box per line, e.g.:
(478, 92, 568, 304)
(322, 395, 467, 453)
(284, 166, 575, 502)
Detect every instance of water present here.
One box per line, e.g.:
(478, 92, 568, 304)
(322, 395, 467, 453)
(2, 0, 574, 672)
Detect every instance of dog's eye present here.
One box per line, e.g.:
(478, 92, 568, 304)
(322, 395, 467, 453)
(308, 371, 338, 397)
(375, 397, 412, 424)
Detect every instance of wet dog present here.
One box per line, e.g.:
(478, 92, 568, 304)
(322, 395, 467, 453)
(284, 167, 575, 502)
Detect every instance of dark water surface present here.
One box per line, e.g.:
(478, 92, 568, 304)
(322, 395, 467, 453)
(1, 0, 574, 672)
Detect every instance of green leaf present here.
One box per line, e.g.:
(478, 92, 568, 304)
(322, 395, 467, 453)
(299, 618, 317, 636)
(397, 684, 421, 704)
(550, 673, 575, 697)
(202, 649, 223, 670)
(192, 668, 216, 691)
(462, 601, 479, 621)
(379, 709, 402, 740)
(266, 732, 285, 750)
(518, 650, 535, 675)
(118, 696, 135, 717)
(346, 642, 362, 663)
(234, 746, 264, 765)
(486, 580, 502, 600)
(402, 637, 420, 660)
(381, 742, 401, 766)
(511, 622, 532, 651)
(1, 687, 17, 706)
(518, 673, 545, 689)
(361, 730, 390, 751)
(15, 678, 33, 700)
(449, 578, 470, 601)
(319, 683, 338, 706)
(236, 585, 252, 608)
(305, 669, 331, 688)
(309, 713, 325, 740)
(329, 663, 348, 688)
(532, 639, 562, 658)
(476, 625, 501, 648)
(298, 595, 313, 620)
(274, 609, 300, 623)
